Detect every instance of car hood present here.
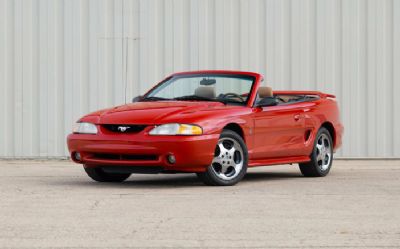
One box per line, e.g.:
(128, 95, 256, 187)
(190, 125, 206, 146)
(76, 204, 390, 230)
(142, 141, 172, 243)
(86, 101, 229, 125)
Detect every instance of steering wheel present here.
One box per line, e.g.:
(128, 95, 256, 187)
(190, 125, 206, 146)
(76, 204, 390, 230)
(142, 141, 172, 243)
(220, 93, 245, 102)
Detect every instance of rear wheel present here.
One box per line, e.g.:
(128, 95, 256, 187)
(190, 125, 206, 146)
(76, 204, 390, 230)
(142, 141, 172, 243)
(197, 130, 248, 186)
(84, 166, 131, 182)
(299, 127, 333, 177)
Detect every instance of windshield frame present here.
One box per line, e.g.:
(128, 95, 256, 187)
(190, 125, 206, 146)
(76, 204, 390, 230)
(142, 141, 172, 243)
(142, 73, 257, 106)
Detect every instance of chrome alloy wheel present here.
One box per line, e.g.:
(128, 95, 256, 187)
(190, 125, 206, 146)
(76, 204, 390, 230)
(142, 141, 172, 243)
(315, 133, 332, 171)
(211, 137, 244, 181)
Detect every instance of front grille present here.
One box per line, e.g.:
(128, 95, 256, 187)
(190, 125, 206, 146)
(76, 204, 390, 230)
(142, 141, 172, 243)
(92, 153, 158, 161)
(102, 124, 147, 133)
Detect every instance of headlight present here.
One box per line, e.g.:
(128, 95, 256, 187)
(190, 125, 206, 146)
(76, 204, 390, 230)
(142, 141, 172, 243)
(149, 123, 202, 135)
(73, 122, 98, 134)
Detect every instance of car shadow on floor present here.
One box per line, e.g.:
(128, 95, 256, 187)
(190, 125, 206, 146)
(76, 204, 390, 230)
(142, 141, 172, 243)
(48, 170, 303, 189)
(123, 171, 301, 187)
(244, 171, 302, 182)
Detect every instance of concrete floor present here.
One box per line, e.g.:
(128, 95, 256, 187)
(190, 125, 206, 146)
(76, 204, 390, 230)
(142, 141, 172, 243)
(0, 160, 399, 248)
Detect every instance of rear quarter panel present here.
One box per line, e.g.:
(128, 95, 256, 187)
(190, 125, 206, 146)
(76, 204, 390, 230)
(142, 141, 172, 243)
(303, 98, 343, 152)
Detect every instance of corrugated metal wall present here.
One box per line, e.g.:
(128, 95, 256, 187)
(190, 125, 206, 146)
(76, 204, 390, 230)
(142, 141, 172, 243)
(0, 0, 399, 158)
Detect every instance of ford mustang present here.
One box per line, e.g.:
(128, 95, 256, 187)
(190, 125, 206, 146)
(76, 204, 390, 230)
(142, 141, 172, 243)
(67, 70, 343, 186)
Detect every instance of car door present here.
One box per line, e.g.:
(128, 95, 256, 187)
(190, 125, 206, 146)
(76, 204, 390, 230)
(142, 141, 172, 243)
(251, 103, 309, 159)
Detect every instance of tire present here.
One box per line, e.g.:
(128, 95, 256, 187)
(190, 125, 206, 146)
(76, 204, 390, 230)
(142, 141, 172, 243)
(299, 127, 333, 177)
(197, 130, 248, 186)
(84, 166, 131, 182)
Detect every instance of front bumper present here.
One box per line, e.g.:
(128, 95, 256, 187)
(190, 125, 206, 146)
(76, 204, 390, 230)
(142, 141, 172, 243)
(67, 130, 219, 172)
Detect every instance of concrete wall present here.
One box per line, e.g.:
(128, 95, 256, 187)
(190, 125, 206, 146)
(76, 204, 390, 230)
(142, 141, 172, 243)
(0, 0, 399, 158)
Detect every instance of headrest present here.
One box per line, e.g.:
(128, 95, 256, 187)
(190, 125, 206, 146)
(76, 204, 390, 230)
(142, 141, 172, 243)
(195, 86, 216, 99)
(258, 87, 273, 98)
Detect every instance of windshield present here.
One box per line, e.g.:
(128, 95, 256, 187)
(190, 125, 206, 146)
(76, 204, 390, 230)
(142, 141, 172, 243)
(143, 74, 255, 105)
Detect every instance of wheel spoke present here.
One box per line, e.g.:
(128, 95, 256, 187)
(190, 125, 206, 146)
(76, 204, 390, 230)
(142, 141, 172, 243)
(220, 164, 230, 174)
(227, 147, 235, 157)
(316, 143, 323, 153)
(212, 156, 222, 165)
(217, 143, 227, 157)
(316, 153, 323, 162)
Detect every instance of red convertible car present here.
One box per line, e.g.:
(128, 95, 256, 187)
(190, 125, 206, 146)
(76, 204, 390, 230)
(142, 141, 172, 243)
(67, 70, 343, 186)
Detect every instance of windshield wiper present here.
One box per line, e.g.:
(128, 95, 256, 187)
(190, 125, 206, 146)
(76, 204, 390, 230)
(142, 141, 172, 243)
(140, 96, 172, 102)
(174, 95, 226, 104)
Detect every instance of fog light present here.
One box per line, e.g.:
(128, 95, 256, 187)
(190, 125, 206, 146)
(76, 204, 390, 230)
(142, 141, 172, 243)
(167, 154, 176, 164)
(74, 152, 81, 161)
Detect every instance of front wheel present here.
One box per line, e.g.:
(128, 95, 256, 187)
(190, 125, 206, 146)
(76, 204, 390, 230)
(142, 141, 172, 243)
(84, 166, 131, 182)
(299, 127, 333, 177)
(197, 130, 248, 186)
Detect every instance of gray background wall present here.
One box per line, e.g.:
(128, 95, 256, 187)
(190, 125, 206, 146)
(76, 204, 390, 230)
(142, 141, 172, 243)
(0, 0, 399, 158)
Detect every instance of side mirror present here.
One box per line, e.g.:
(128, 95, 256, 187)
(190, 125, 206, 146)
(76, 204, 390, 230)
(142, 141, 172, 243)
(132, 95, 142, 102)
(257, 97, 278, 107)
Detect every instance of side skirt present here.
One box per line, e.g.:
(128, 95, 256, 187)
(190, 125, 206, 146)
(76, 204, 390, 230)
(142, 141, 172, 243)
(248, 156, 310, 167)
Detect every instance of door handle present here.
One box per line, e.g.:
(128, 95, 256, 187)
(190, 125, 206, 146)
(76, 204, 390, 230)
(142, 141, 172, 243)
(294, 114, 301, 121)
